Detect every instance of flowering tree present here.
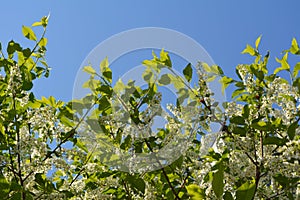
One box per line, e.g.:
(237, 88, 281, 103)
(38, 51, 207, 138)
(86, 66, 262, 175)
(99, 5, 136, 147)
(0, 17, 299, 199)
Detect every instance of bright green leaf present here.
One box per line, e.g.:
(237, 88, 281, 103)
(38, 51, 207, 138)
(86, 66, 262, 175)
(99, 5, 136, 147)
(274, 53, 290, 74)
(187, 184, 205, 200)
(255, 35, 262, 49)
(236, 180, 256, 200)
(290, 38, 300, 54)
(242, 44, 256, 56)
(83, 65, 97, 76)
(219, 76, 234, 95)
(32, 21, 43, 27)
(39, 38, 47, 48)
(22, 26, 37, 41)
(293, 62, 300, 78)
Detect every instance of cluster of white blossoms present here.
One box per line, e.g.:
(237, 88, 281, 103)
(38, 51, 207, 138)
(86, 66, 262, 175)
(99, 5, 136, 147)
(189, 59, 300, 199)
(7, 64, 22, 94)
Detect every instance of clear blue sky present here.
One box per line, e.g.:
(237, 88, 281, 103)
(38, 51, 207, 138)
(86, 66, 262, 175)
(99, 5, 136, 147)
(1, 1, 300, 101)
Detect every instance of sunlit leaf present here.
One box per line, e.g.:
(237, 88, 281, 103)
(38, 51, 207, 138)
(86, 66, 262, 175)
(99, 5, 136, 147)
(236, 180, 256, 200)
(22, 26, 37, 41)
(83, 65, 97, 76)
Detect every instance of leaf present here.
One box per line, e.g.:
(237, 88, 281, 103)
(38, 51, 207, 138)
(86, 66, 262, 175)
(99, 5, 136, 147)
(100, 57, 109, 73)
(287, 121, 298, 140)
(263, 136, 287, 146)
(39, 38, 47, 48)
(230, 116, 246, 125)
(290, 38, 300, 54)
(255, 35, 262, 49)
(274, 53, 290, 74)
(83, 65, 97, 76)
(219, 76, 234, 95)
(32, 21, 43, 27)
(100, 57, 112, 83)
(0, 174, 10, 199)
(223, 191, 234, 200)
(160, 49, 172, 67)
(7, 40, 22, 58)
(125, 175, 146, 193)
(212, 164, 224, 198)
(186, 184, 205, 200)
(201, 62, 211, 72)
(158, 74, 171, 85)
(251, 121, 268, 131)
(293, 62, 300, 78)
(183, 63, 193, 82)
(236, 180, 256, 200)
(242, 104, 249, 118)
(242, 44, 256, 56)
(76, 139, 88, 152)
(22, 26, 37, 41)
(60, 116, 75, 127)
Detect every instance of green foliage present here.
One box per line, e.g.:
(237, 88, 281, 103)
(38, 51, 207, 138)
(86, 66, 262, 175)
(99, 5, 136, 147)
(0, 19, 299, 200)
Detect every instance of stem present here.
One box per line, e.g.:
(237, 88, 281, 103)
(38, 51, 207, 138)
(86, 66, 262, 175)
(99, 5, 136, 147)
(19, 27, 46, 69)
(144, 140, 181, 200)
(12, 91, 26, 200)
(253, 131, 264, 199)
(122, 179, 132, 199)
(23, 101, 96, 182)
(69, 146, 96, 187)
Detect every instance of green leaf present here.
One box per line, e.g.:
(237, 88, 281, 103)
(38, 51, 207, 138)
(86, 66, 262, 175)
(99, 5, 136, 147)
(83, 65, 97, 76)
(158, 74, 171, 85)
(255, 35, 262, 49)
(242, 104, 249, 118)
(76, 139, 88, 152)
(186, 184, 205, 200)
(100, 57, 112, 83)
(223, 191, 234, 200)
(242, 44, 257, 56)
(160, 49, 172, 67)
(7, 40, 22, 58)
(287, 121, 298, 140)
(263, 136, 287, 146)
(60, 116, 75, 127)
(22, 26, 37, 41)
(217, 65, 224, 75)
(290, 38, 300, 54)
(232, 126, 247, 136)
(212, 164, 224, 198)
(0, 174, 10, 199)
(251, 121, 268, 131)
(183, 63, 193, 82)
(292, 62, 300, 78)
(39, 37, 47, 48)
(201, 62, 211, 73)
(32, 21, 43, 27)
(230, 116, 246, 125)
(100, 57, 109, 73)
(236, 180, 256, 200)
(219, 76, 234, 95)
(125, 175, 146, 193)
(274, 53, 290, 74)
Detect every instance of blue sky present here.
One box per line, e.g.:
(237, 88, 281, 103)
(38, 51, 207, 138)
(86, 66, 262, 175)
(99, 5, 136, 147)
(1, 1, 300, 101)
